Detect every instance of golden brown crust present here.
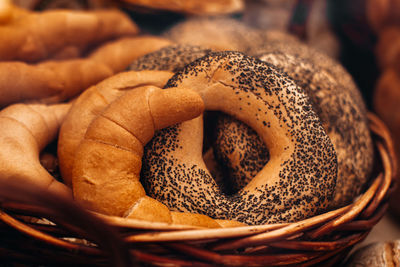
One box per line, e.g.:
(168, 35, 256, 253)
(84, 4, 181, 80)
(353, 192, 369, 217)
(0, 36, 172, 107)
(121, 0, 244, 15)
(127, 196, 172, 223)
(0, 8, 138, 62)
(0, 1, 29, 24)
(58, 70, 174, 187)
(89, 36, 173, 74)
(71, 85, 229, 228)
(0, 0, 13, 23)
(0, 57, 110, 107)
(0, 102, 72, 198)
(170, 212, 221, 228)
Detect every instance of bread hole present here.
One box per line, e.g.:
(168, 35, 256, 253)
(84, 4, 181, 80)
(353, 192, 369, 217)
(203, 111, 270, 195)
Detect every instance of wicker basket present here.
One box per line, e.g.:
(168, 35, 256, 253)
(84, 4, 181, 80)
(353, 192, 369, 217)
(0, 112, 396, 267)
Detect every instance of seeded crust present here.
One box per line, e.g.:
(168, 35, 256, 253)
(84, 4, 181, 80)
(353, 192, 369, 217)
(71, 86, 234, 228)
(262, 52, 373, 206)
(248, 33, 367, 112)
(141, 51, 337, 225)
(215, 38, 373, 206)
(163, 17, 264, 52)
(213, 113, 269, 193)
(128, 44, 212, 73)
(128, 45, 227, 188)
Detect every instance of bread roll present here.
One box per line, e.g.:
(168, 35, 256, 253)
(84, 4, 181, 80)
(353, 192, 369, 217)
(346, 240, 400, 266)
(142, 51, 337, 225)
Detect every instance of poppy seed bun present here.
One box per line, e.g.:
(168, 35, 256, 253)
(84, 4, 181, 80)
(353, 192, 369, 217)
(128, 44, 212, 73)
(213, 34, 373, 206)
(142, 51, 337, 225)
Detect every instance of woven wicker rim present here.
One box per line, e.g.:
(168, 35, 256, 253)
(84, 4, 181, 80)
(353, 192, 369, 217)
(0, 112, 396, 266)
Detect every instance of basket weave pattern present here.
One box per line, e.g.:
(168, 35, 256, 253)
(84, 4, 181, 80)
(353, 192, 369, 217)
(0, 113, 396, 266)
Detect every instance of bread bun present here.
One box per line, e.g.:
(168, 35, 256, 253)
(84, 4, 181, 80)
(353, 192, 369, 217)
(0, 9, 138, 62)
(142, 51, 337, 225)
(0, 0, 13, 23)
(71, 85, 242, 227)
(163, 17, 264, 52)
(58, 70, 174, 186)
(214, 46, 373, 206)
(120, 0, 244, 15)
(0, 102, 71, 198)
(346, 240, 400, 266)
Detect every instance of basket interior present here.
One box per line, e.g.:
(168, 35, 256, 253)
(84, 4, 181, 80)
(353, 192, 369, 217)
(0, 112, 396, 266)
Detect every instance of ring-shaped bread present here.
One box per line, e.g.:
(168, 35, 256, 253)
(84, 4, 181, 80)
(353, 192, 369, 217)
(214, 40, 374, 206)
(142, 51, 338, 225)
(128, 44, 230, 188)
(248, 32, 366, 108)
(71, 85, 242, 228)
(259, 50, 373, 206)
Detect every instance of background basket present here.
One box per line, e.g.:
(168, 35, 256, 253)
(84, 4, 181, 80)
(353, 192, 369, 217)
(0, 112, 396, 266)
